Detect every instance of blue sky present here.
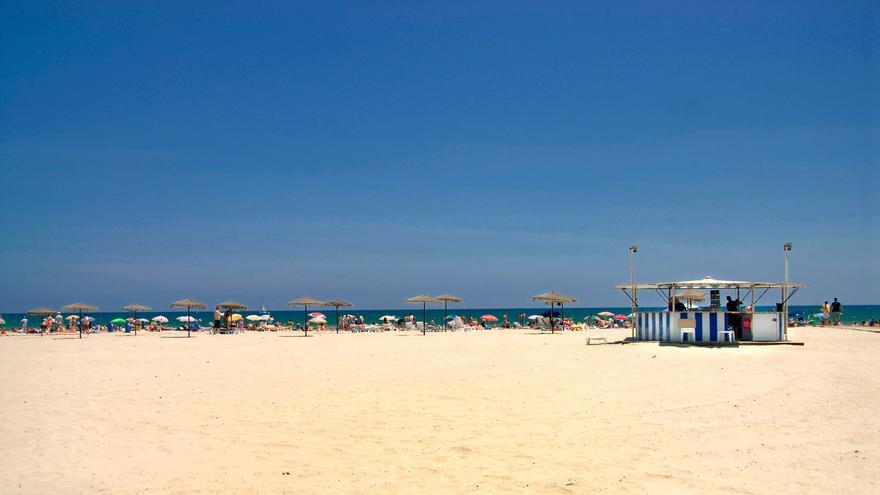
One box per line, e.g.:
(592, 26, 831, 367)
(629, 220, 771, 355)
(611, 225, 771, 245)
(1, 1, 877, 311)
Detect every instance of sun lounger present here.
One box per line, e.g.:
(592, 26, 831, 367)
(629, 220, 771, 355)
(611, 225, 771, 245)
(585, 329, 608, 345)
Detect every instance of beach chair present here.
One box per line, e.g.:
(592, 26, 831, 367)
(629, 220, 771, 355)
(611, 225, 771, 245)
(718, 326, 736, 343)
(679, 319, 696, 342)
(585, 328, 607, 345)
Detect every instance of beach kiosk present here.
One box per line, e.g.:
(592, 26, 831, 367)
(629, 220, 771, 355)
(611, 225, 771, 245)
(615, 276, 805, 343)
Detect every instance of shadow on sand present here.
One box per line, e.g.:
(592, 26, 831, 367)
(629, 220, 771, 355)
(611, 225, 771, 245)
(842, 326, 880, 335)
(658, 341, 739, 348)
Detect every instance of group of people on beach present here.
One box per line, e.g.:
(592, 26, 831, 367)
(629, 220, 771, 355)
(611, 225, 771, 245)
(819, 298, 843, 326)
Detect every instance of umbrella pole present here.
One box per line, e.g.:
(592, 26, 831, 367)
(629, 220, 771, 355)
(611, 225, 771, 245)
(423, 302, 427, 335)
(336, 306, 340, 333)
(304, 305, 308, 337)
(561, 303, 565, 331)
(187, 307, 191, 338)
(550, 303, 555, 333)
(444, 301, 448, 331)
(79, 310, 83, 339)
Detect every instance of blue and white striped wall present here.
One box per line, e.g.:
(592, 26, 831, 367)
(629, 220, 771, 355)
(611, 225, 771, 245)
(636, 311, 739, 343)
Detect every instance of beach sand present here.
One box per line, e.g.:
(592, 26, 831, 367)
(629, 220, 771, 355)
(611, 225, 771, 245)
(1, 326, 878, 494)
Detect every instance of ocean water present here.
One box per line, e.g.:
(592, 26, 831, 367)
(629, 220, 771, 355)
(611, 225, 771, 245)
(3, 305, 879, 329)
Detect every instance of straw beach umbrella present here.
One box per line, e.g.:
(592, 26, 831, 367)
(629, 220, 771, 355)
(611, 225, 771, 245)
(435, 294, 462, 331)
(532, 292, 577, 333)
(407, 295, 437, 335)
(61, 302, 99, 339)
(216, 301, 247, 331)
(122, 304, 152, 336)
(170, 298, 206, 338)
(26, 307, 56, 337)
(26, 307, 56, 316)
(288, 297, 325, 336)
(217, 301, 248, 310)
(323, 299, 353, 333)
(673, 289, 706, 308)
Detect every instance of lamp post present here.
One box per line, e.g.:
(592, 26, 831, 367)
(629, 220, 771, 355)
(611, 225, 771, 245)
(629, 243, 638, 339)
(783, 242, 792, 340)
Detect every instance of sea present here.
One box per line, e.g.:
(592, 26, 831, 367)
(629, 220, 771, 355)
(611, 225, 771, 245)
(3, 305, 879, 329)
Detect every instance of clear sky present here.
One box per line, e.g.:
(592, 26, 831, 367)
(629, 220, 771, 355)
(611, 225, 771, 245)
(1, 1, 877, 311)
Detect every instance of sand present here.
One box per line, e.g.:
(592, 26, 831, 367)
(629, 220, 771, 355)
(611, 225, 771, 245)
(1, 326, 878, 494)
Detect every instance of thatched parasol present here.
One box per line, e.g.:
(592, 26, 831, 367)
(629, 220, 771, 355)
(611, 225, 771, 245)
(26, 307, 57, 337)
(288, 297, 325, 336)
(170, 298, 206, 338)
(61, 302, 99, 339)
(532, 292, 578, 333)
(217, 301, 248, 310)
(407, 295, 437, 335)
(26, 307, 56, 316)
(323, 299, 353, 333)
(435, 294, 462, 331)
(673, 289, 706, 305)
(122, 304, 152, 336)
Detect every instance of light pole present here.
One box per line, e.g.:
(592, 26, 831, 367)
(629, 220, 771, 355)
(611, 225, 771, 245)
(629, 243, 638, 339)
(783, 242, 792, 340)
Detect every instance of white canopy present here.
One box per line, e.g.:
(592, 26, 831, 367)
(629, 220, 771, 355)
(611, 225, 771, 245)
(615, 275, 806, 290)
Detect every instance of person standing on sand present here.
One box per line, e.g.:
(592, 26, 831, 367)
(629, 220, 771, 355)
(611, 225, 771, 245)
(223, 308, 232, 330)
(830, 298, 842, 326)
(213, 306, 222, 331)
(820, 301, 831, 326)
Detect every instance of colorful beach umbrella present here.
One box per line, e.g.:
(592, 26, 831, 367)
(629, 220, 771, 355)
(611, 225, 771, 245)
(246, 315, 262, 321)
(308, 312, 325, 318)
(176, 315, 196, 322)
(480, 314, 498, 322)
(597, 311, 615, 317)
(614, 314, 628, 320)
(151, 315, 169, 323)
